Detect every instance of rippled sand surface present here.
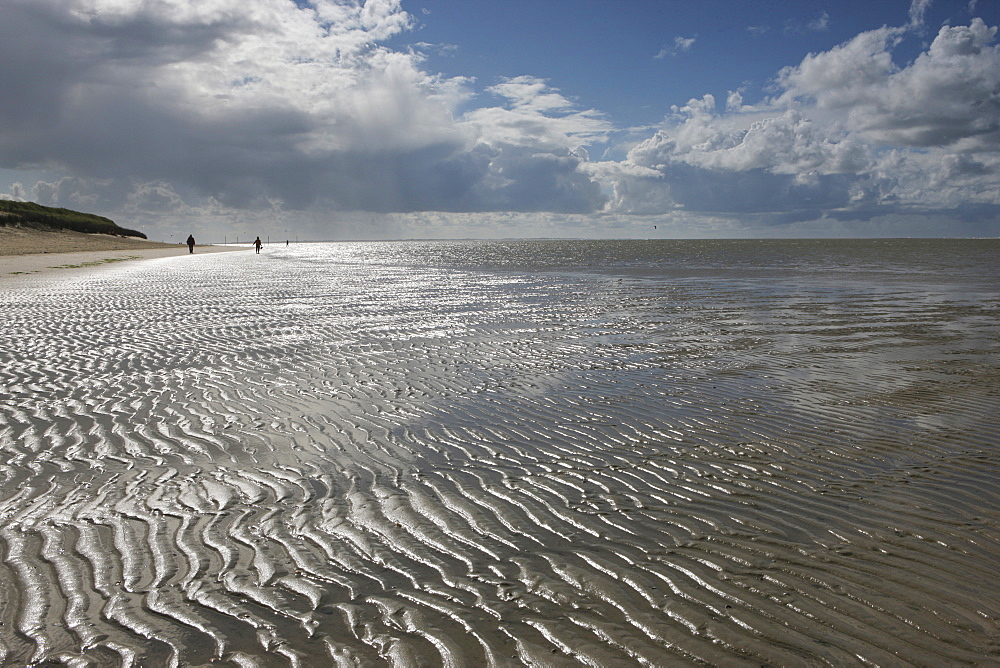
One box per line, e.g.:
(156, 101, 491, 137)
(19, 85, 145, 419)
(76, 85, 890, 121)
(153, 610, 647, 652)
(2, 239, 998, 666)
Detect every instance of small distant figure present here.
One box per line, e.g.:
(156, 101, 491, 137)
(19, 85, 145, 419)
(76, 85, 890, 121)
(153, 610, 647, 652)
(286, 240, 289, 246)
(186, 234, 195, 253)
(254, 236, 262, 254)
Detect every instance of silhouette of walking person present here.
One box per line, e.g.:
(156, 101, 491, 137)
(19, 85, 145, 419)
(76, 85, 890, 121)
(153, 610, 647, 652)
(186, 234, 195, 254)
(254, 236, 262, 253)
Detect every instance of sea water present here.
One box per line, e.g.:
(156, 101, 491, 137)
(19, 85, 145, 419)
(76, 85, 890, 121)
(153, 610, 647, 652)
(1, 239, 998, 665)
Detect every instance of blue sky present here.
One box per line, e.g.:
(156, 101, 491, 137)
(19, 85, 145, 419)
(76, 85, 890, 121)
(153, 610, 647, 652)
(1, 0, 998, 240)
(401, 1, 912, 130)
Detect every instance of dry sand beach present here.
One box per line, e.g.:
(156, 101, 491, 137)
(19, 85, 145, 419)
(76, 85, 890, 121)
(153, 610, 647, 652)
(0, 237, 998, 666)
(1, 227, 243, 282)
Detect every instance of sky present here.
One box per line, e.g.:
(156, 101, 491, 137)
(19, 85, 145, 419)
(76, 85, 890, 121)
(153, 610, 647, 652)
(1, 0, 998, 241)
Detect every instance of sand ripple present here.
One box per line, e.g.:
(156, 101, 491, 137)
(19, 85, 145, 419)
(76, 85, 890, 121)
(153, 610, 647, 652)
(1, 242, 999, 666)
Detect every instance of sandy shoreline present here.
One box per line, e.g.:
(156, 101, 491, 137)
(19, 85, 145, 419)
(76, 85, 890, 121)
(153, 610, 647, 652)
(0, 226, 246, 281)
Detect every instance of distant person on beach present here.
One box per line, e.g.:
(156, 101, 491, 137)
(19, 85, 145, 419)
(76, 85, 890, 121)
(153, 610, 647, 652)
(254, 236, 262, 253)
(186, 234, 195, 253)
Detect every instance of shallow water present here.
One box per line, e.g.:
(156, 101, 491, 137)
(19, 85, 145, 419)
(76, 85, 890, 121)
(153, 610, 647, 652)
(1, 239, 999, 666)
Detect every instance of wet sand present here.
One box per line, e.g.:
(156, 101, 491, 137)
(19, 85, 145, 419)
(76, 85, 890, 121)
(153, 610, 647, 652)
(0, 240, 998, 666)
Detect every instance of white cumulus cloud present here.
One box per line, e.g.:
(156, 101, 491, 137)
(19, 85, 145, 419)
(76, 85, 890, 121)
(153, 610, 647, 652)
(603, 14, 1000, 226)
(0, 0, 997, 238)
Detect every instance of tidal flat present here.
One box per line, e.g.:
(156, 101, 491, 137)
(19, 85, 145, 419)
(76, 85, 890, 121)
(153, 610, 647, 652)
(1, 239, 998, 666)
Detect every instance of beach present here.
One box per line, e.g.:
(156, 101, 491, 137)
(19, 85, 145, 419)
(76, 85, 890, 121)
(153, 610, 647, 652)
(0, 238, 998, 666)
(0, 227, 243, 282)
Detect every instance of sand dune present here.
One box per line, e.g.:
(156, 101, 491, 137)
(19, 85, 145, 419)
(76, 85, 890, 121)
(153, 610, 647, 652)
(0, 240, 998, 666)
(0, 226, 183, 255)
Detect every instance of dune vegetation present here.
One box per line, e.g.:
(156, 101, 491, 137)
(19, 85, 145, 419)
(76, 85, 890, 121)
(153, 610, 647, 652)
(0, 200, 146, 238)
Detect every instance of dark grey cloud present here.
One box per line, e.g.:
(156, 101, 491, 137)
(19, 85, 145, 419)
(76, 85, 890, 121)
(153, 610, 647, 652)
(0, 0, 609, 219)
